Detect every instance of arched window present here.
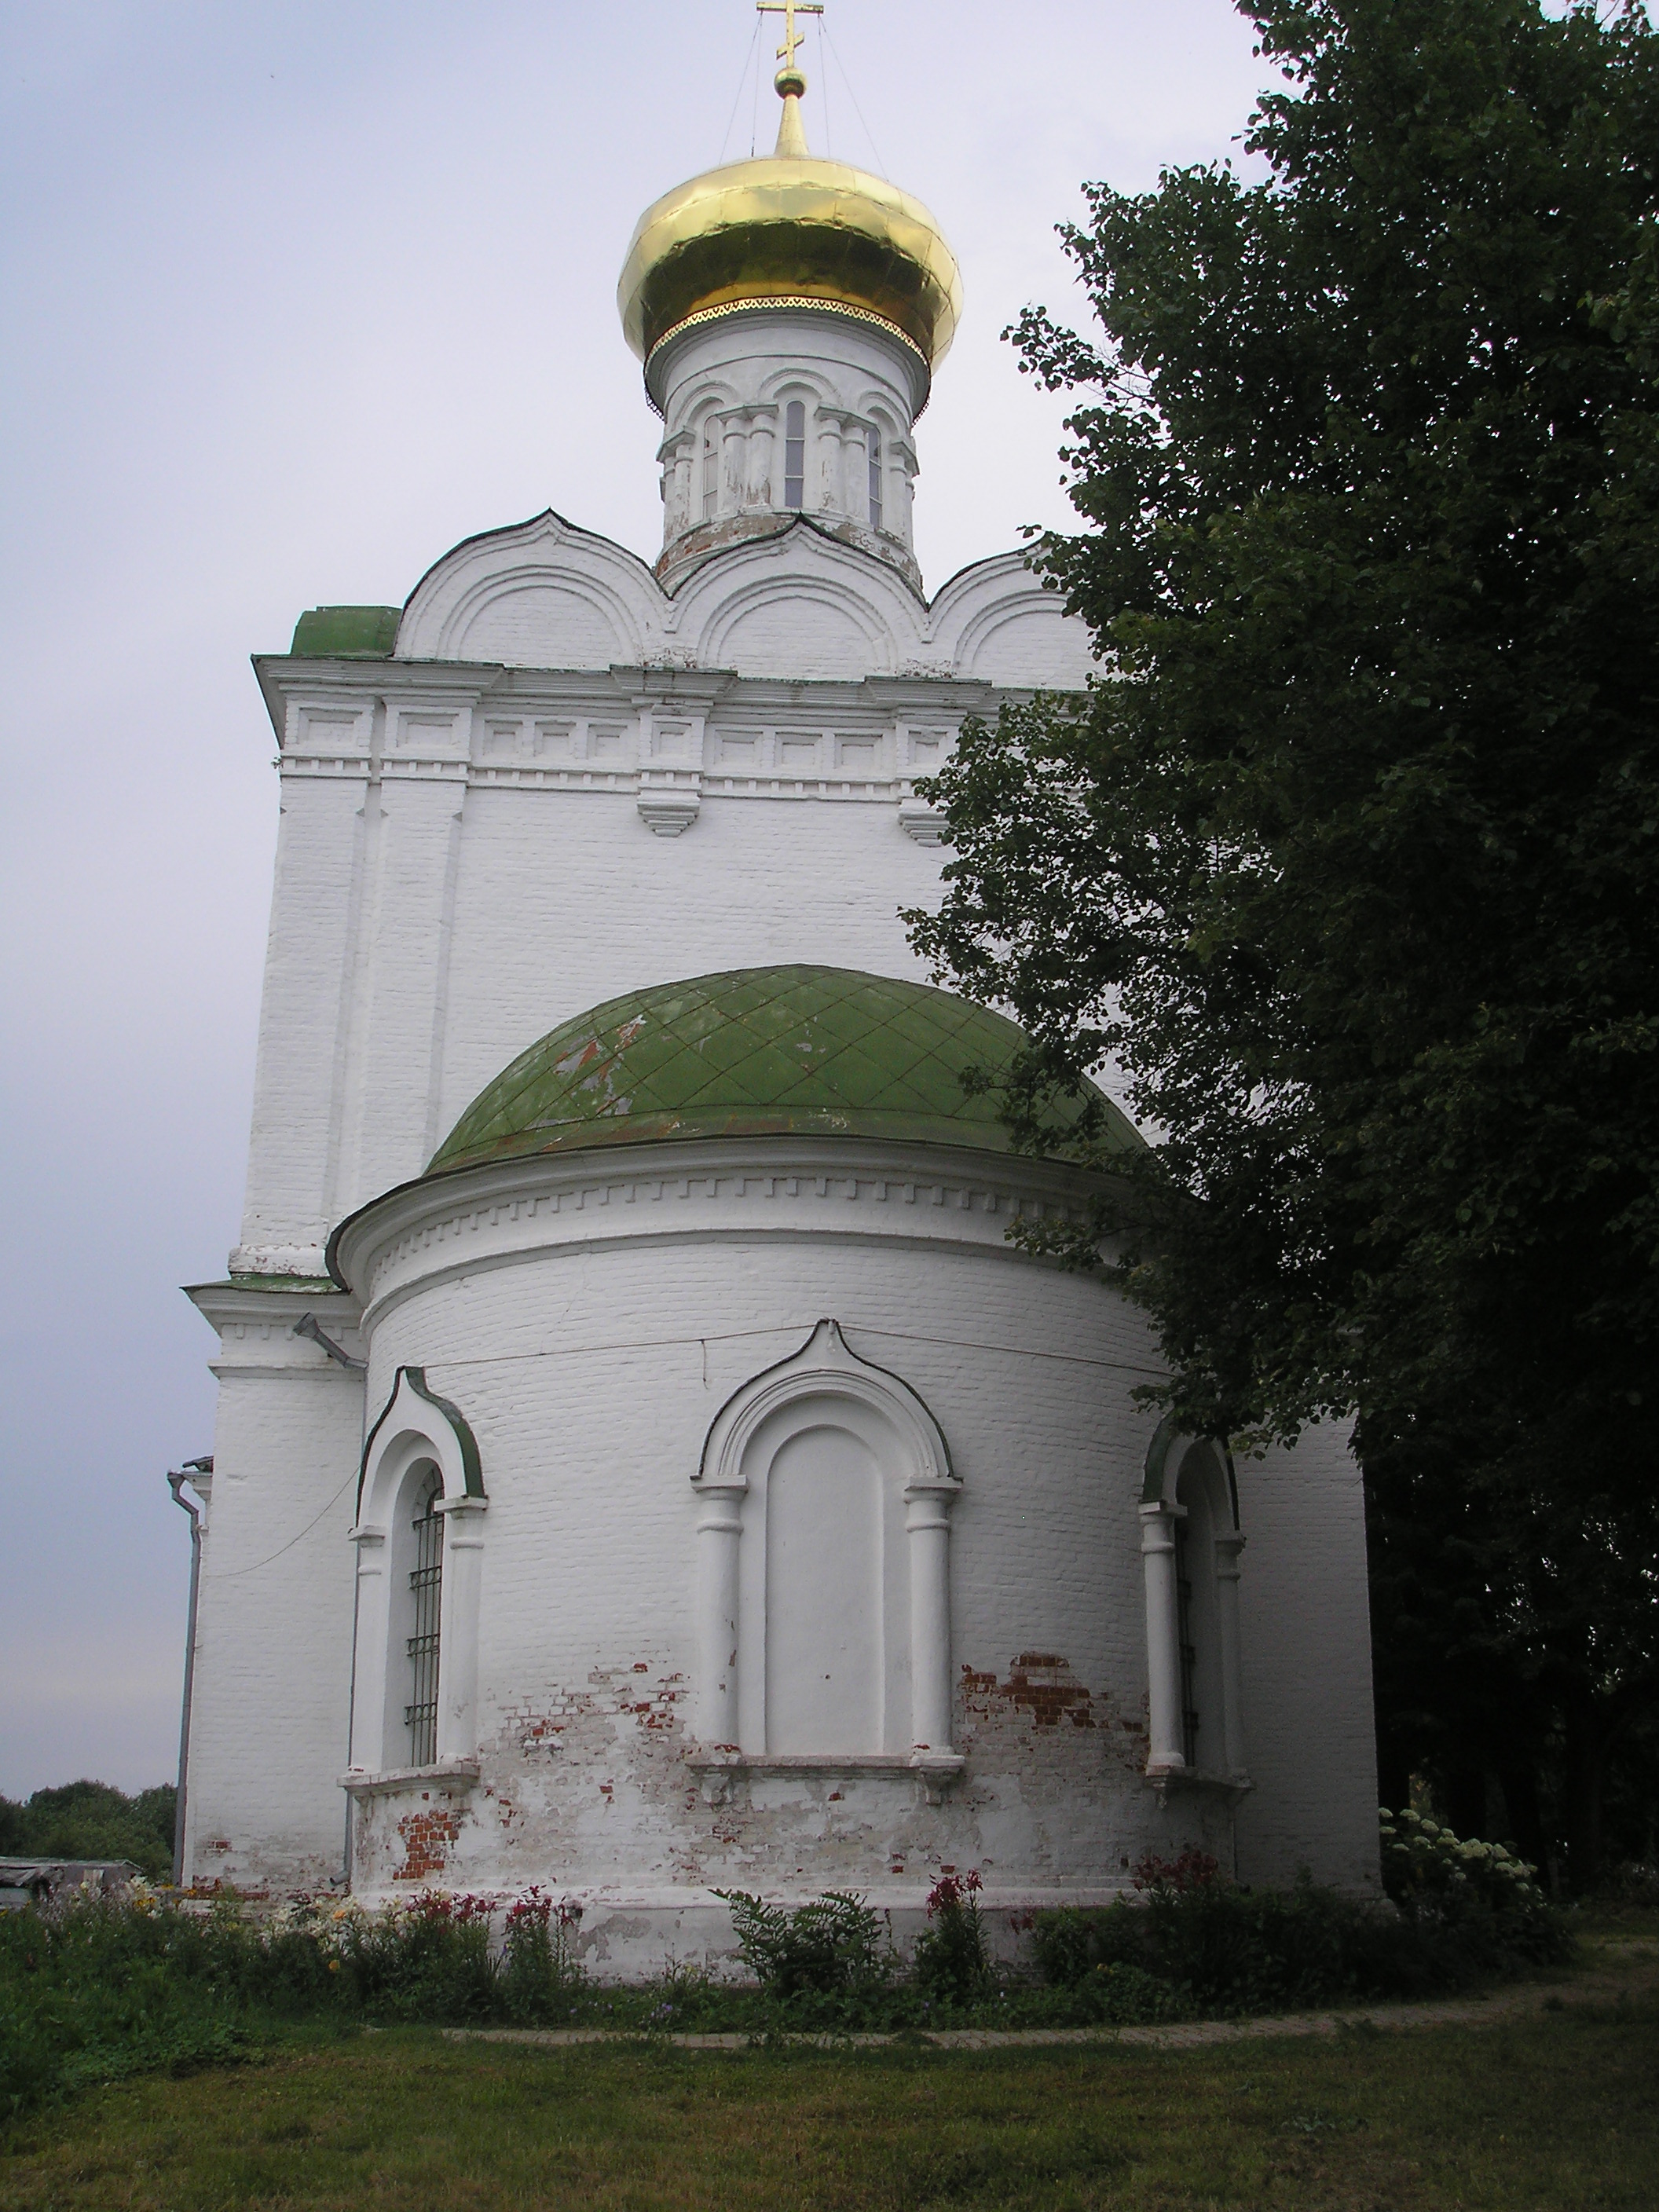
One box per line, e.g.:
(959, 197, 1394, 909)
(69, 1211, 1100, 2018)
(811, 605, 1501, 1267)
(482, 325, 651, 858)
(347, 1368, 487, 1781)
(1139, 1426, 1247, 1787)
(783, 401, 805, 509)
(403, 1468, 443, 1766)
(701, 416, 720, 520)
(690, 1320, 961, 1794)
(867, 429, 883, 529)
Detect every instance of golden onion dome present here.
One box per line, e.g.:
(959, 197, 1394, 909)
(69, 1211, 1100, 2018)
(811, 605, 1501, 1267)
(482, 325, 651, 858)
(617, 71, 963, 389)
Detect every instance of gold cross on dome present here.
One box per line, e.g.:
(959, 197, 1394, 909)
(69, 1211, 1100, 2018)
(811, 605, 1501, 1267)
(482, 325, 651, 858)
(757, 0, 823, 75)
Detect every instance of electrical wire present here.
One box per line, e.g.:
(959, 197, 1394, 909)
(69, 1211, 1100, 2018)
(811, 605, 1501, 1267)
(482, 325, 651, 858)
(205, 1467, 359, 1579)
(719, 13, 762, 164)
(203, 1324, 1166, 1580)
(419, 1321, 1166, 1384)
(816, 13, 830, 155)
(822, 21, 886, 176)
(751, 13, 764, 156)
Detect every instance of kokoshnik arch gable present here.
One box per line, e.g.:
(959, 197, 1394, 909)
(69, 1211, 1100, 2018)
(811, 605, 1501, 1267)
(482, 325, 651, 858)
(177, 17, 1380, 1961)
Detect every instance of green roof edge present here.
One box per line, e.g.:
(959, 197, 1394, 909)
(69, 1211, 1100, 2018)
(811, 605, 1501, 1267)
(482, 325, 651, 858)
(290, 606, 401, 658)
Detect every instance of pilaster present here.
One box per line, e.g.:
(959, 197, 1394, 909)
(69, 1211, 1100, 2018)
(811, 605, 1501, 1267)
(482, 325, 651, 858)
(1139, 1500, 1186, 1775)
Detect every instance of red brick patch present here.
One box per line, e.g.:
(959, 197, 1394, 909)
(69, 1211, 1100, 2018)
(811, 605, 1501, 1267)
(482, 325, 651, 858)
(394, 1804, 461, 1881)
(961, 1654, 1097, 1728)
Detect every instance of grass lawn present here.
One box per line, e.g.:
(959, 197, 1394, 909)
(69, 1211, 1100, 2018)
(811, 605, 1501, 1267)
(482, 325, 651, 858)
(2, 1983, 1655, 2211)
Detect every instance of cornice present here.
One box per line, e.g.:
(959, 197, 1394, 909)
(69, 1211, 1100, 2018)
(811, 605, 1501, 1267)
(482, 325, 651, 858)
(262, 667, 987, 835)
(255, 654, 1000, 763)
(186, 1276, 367, 1379)
(185, 1277, 362, 1326)
(329, 1132, 1118, 1322)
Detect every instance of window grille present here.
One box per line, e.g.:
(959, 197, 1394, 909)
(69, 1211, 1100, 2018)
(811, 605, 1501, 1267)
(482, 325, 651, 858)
(867, 430, 882, 529)
(404, 1472, 442, 1766)
(1174, 1517, 1199, 1768)
(784, 401, 805, 509)
(701, 419, 719, 520)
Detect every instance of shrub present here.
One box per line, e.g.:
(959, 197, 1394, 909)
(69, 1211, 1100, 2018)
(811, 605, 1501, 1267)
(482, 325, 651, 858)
(1031, 1820, 1570, 2016)
(628, 1956, 724, 2031)
(716, 1890, 888, 2002)
(500, 1888, 585, 2023)
(1595, 1861, 1659, 1912)
(0, 1812, 1573, 2122)
(331, 1891, 500, 2023)
(1054, 1960, 1187, 2025)
(0, 1884, 258, 2122)
(1137, 1858, 1405, 2011)
(1379, 1808, 1566, 1972)
(1031, 1897, 1155, 1989)
(0, 1878, 597, 2120)
(1381, 1808, 1547, 1917)
(913, 1870, 994, 2011)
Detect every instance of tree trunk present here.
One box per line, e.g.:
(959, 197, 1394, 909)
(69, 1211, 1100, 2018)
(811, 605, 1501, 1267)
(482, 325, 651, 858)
(1496, 1760, 1549, 1880)
(1375, 1733, 1412, 1818)
(1562, 1707, 1612, 1894)
(1445, 1765, 1487, 1842)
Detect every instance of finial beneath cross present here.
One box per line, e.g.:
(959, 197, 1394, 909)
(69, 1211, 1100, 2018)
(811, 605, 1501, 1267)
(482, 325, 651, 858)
(757, 0, 823, 86)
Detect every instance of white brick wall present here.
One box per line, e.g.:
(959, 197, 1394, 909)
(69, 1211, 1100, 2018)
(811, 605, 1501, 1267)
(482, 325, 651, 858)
(182, 1290, 367, 1893)
(235, 513, 1099, 1277)
(330, 1147, 1376, 1931)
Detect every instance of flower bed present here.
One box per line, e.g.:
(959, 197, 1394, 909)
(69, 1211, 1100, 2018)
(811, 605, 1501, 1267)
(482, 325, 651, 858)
(1, 1815, 1570, 2120)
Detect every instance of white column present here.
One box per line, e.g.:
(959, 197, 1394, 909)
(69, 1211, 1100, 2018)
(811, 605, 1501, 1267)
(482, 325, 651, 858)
(1214, 1532, 1248, 1778)
(434, 1496, 487, 1763)
(743, 411, 775, 508)
(661, 431, 694, 543)
(347, 1525, 390, 1774)
(720, 419, 745, 517)
(1139, 1502, 1185, 1771)
(843, 422, 864, 526)
(905, 1482, 957, 1753)
(815, 416, 844, 514)
(888, 445, 914, 545)
(694, 1484, 745, 1748)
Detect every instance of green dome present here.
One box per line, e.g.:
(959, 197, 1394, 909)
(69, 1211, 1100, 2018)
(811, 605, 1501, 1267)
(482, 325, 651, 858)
(428, 965, 1141, 1175)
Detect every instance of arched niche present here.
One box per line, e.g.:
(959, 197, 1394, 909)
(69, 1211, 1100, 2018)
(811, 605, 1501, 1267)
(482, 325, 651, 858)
(698, 580, 889, 679)
(1139, 1419, 1248, 1790)
(692, 1320, 961, 1786)
(346, 1368, 487, 1780)
(449, 578, 636, 668)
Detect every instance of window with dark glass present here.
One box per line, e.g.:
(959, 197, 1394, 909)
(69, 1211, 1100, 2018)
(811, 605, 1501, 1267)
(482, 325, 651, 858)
(405, 1470, 443, 1766)
(784, 401, 805, 509)
(701, 419, 720, 520)
(867, 430, 883, 529)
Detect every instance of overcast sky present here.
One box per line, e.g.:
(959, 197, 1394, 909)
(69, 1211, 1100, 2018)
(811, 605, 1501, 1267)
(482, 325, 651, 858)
(0, 0, 1278, 1800)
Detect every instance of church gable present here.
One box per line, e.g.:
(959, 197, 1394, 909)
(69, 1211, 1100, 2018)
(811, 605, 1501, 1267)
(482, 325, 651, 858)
(395, 511, 660, 668)
(383, 507, 1093, 687)
(669, 524, 924, 678)
(926, 551, 1101, 689)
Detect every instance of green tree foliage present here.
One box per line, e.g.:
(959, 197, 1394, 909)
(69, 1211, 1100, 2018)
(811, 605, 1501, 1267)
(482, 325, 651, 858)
(0, 1782, 177, 1881)
(907, 0, 1659, 1884)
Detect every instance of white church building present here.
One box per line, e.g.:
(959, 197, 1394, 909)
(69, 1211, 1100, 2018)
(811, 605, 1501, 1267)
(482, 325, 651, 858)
(177, 32, 1379, 1965)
